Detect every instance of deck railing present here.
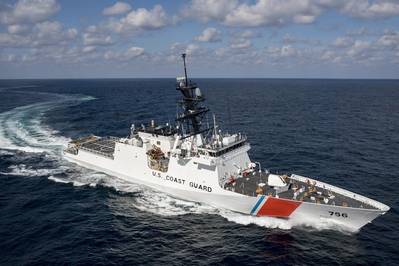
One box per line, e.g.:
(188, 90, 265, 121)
(79, 145, 114, 159)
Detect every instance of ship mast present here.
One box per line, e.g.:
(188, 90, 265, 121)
(176, 54, 210, 139)
(182, 53, 188, 87)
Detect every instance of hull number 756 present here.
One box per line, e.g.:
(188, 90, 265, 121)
(329, 211, 348, 218)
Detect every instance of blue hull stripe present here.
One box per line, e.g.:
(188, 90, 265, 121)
(250, 195, 265, 215)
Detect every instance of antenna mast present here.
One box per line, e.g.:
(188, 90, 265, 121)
(175, 53, 211, 139)
(182, 53, 188, 86)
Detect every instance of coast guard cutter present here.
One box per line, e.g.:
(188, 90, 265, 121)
(64, 54, 389, 231)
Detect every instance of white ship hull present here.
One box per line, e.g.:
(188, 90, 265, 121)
(64, 146, 389, 231)
(63, 57, 389, 232)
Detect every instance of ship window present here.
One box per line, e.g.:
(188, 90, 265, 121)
(157, 141, 161, 145)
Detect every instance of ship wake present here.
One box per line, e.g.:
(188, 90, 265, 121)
(0, 92, 355, 233)
(0, 93, 93, 153)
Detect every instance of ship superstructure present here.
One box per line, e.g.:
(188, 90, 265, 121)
(64, 54, 389, 231)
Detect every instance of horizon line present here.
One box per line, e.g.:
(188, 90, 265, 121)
(1, 77, 399, 81)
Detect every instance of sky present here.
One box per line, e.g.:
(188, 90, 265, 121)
(0, 0, 399, 79)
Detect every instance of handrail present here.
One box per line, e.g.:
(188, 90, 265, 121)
(79, 146, 114, 159)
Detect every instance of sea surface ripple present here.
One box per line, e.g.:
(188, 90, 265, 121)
(0, 79, 398, 265)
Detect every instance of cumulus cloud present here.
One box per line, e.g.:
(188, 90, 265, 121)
(169, 42, 208, 57)
(104, 46, 145, 61)
(0, 0, 60, 25)
(0, 20, 78, 48)
(83, 33, 114, 46)
(334, 36, 354, 48)
(35, 21, 77, 45)
(266, 45, 300, 59)
(346, 40, 372, 61)
(0, 53, 17, 63)
(224, 0, 321, 27)
(125, 46, 145, 57)
(230, 39, 251, 49)
(109, 4, 170, 33)
(7, 24, 30, 34)
(1, 0, 398, 75)
(82, 46, 96, 53)
(376, 30, 399, 49)
(182, 0, 238, 22)
(341, 0, 399, 19)
(0, 33, 30, 47)
(103, 2, 132, 16)
(183, 0, 321, 27)
(183, 0, 399, 27)
(195, 27, 222, 42)
(234, 30, 260, 39)
(316, 29, 399, 66)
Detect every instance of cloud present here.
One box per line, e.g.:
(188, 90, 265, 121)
(183, 0, 399, 27)
(182, 0, 238, 22)
(334, 36, 354, 48)
(266, 45, 299, 59)
(282, 33, 321, 45)
(83, 32, 113, 46)
(0, 20, 78, 48)
(82, 46, 96, 53)
(0, 32, 30, 47)
(224, 0, 320, 27)
(34, 21, 77, 46)
(104, 46, 145, 61)
(0, 53, 17, 63)
(183, 0, 321, 27)
(0, 0, 60, 25)
(317, 29, 399, 66)
(169, 42, 208, 57)
(376, 30, 399, 49)
(341, 0, 399, 19)
(233, 30, 261, 39)
(109, 4, 170, 33)
(346, 40, 372, 61)
(103, 2, 132, 16)
(125, 46, 145, 57)
(7, 24, 30, 34)
(195, 27, 222, 42)
(230, 39, 251, 49)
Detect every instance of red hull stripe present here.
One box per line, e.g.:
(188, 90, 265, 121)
(256, 197, 301, 218)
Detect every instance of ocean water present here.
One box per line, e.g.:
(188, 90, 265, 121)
(0, 79, 398, 265)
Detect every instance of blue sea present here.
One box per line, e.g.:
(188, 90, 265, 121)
(0, 79, 398, 265)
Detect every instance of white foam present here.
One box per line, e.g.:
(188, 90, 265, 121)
(1, 164, 61, 177)
(48, 175, 70, 184)
(46, 165, 217, 217)
(219, 209, 293, 229)
(0, 93, 90, 154)
(218, 208, 357, 233)
(0, 149, 14, 156)
(131, 189, 217, 216)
